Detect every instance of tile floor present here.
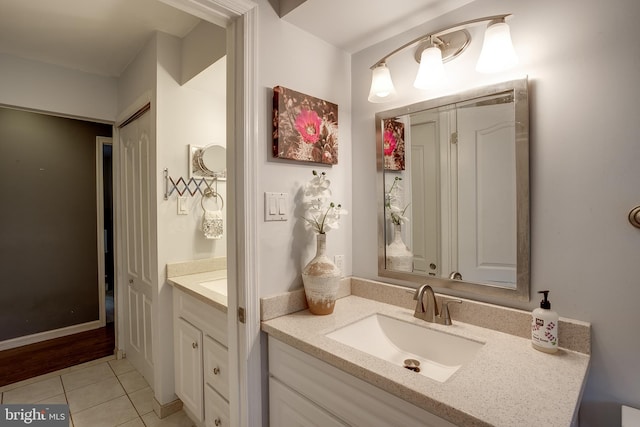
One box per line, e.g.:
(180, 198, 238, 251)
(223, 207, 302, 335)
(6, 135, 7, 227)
(0, 356, 194, 427)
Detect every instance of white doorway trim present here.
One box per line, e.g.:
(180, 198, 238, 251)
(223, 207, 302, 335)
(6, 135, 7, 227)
(96, 136, 113, 329)
(158, 1, 259, 426)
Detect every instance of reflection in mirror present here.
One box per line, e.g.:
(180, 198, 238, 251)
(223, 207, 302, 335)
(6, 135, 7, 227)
(377, 78, 529, 301)
(190, 144, 227, 180)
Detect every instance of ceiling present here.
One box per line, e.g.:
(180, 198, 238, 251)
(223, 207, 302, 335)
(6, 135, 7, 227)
(282, 0, 476, 54)
(0, 0, 474, 77)
(0, 0, 200, 77)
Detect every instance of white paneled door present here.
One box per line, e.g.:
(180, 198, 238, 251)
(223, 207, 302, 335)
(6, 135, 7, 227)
(410, 114, 441, 276)
(119, 106, 155, 387)
(457, 101, 517, 286)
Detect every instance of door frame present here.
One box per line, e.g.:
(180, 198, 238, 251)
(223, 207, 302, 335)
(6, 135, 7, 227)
(151, 1, 259, 426)
(96, 136, 113, 330)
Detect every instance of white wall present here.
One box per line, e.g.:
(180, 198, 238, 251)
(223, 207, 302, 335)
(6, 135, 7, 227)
(154, 33, 227, 403)
(181, 20, 226, 85)
(156, 33, 227, 268)
(0, 53, 117, 122)
(351, 0, 640, 425)
(256, 0, 352, 298)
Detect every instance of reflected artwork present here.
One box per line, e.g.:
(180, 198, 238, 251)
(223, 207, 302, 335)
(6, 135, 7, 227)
(383, 119, 405, 170)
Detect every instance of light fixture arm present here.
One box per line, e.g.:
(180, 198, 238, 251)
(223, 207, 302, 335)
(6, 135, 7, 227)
(369, 14, 512, 69)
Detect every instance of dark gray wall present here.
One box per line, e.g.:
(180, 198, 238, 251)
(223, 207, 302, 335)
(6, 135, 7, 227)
(0, 107, 112, 341)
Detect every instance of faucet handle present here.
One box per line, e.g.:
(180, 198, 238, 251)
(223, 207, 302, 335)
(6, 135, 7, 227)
(441, 299, 462, 325)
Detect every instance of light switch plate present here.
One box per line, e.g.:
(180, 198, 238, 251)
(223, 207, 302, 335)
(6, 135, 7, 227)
(265, 192, 288, 221)
(177, 196, 189, 215)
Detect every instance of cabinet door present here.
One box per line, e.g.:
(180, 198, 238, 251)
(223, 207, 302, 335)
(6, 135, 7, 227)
(175, 317, 203, 421)
(270, 377, 348, 427)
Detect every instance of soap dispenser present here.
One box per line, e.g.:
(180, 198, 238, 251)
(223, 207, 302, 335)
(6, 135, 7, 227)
(531, 290, 559, 353)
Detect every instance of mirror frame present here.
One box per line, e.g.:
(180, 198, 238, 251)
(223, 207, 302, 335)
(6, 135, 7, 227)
(376, 77, 530, 301)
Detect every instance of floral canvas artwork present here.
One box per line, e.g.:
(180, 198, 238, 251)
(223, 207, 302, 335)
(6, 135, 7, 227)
(273, 86, 339, 165)
(383, 119, 405, 170)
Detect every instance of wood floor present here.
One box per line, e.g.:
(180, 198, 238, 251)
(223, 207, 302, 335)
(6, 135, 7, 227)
(0, 323, 115, 387)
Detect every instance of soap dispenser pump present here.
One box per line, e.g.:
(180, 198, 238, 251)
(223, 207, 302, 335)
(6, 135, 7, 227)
(531, 290, 559, 353)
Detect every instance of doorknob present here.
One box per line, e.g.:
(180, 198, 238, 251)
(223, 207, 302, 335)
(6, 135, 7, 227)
(213, 367, 220, 375)
(192, 342, 198, 349)
(629, 206, 640, 229)
(128, 279, 134, 284)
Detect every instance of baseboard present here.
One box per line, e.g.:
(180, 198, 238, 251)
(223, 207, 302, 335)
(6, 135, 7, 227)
(153, 398, 183, 419)
(0, 320, 104, 351)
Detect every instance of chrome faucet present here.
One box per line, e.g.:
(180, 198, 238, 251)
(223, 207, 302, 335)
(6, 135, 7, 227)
(413, 284, 462, 325)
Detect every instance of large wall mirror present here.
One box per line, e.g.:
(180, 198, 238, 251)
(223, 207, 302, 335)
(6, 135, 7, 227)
(376, 78, 530, 301)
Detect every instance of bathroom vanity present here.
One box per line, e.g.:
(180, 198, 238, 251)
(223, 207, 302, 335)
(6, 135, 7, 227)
(168, 263, 229, 427)
(261, 278, 591, 427)
(269, 337, 456, 427)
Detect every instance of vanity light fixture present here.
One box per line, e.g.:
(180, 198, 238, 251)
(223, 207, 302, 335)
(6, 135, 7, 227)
(367, 14, 518, 103)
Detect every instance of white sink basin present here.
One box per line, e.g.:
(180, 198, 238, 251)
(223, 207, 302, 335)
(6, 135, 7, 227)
(325, 314, 484, 382)
(199, 279, 227, 296)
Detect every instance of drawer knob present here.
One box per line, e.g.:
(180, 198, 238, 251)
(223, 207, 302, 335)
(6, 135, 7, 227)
(214, 418, 221, 426)
(213, 367, 220, 375)
(192, 342, 198, 349)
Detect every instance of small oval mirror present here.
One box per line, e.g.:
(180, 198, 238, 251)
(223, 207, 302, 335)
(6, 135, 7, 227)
(199, 145, 225, 176)
(191, 144, 226, 179)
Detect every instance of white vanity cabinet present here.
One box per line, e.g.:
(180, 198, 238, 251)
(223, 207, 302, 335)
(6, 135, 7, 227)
(268, 337, 456, 427)
(173, 288, 228, 426)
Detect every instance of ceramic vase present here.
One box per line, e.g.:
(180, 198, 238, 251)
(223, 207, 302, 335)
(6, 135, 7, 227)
(302, 233, 341, 315)
(386, 223, 413, 272)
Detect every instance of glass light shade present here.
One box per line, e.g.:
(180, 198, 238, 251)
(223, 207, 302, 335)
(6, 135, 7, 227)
(413, 46, 446, 90)
(476, 21, 518, 73)
(368, 63, 396, 103)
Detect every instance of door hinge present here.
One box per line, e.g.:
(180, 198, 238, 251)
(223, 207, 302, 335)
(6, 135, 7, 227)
(450, 132, 458, 144)
(238, 307, 246, 324)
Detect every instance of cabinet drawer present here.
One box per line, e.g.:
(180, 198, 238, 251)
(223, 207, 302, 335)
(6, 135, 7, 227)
(173, 288, 227, 346)
(205, 384, 230, 427)
(204, 335, 229, 400)
(270, 377, 348, 427)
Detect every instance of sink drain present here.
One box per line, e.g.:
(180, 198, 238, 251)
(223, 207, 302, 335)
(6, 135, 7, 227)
(403, 358, 421, 372)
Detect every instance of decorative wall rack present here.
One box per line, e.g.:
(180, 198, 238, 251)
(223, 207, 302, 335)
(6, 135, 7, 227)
(163, 168, 220, 200)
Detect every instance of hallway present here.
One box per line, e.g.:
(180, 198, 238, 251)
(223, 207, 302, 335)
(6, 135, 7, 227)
(0, 324, 115, 387)
(0, 358, 193, 427)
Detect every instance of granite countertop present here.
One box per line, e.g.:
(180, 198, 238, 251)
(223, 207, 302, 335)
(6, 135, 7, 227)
(262, 295, 590, 427)
(167, 270, 227, 313)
